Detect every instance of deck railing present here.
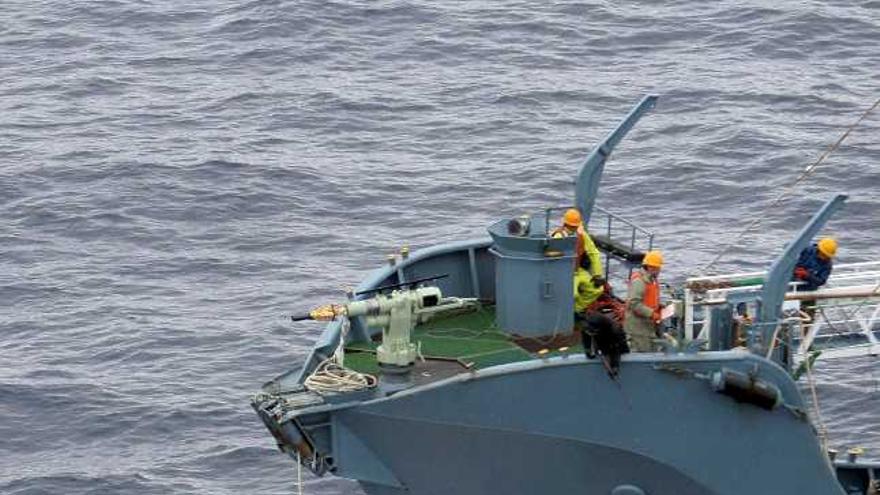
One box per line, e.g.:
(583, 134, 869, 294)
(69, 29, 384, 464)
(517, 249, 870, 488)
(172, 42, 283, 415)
(683, 262, 880, 360)
(587, 204, 655, 280)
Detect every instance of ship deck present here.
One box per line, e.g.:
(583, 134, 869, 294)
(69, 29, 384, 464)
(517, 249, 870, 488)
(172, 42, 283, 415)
(343, 305, 586, 376)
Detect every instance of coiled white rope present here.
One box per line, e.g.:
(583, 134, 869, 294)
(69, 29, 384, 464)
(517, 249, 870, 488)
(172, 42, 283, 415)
(304, 318, 377, 394)
(303, 358, 377, 393)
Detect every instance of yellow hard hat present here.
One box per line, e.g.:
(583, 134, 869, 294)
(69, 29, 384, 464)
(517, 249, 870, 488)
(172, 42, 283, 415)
(563, 208, 582, 227)
(817, 238, 838, 258)
(643, 250, 664, 268)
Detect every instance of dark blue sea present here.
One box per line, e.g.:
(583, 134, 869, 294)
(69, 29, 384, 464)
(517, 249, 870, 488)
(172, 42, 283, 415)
(2, 1, 879, 493)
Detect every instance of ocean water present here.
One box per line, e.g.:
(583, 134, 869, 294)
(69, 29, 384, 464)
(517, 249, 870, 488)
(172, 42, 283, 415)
(1, 1, 879, 493)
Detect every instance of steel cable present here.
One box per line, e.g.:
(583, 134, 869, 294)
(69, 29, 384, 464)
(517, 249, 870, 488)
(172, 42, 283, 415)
(700, 98, 880, 274)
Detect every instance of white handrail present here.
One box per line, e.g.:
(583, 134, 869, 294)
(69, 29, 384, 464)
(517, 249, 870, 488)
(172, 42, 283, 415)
(683, 261, 880, 351)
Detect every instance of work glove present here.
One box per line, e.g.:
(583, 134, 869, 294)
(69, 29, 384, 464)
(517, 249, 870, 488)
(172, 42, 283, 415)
(592, 275, 606, 287)
(794, 266, 809, 280)
(652, 308, 662, 324)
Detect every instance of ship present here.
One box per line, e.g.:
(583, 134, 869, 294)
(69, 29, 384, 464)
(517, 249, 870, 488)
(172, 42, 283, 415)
(252, 95, 880, 495)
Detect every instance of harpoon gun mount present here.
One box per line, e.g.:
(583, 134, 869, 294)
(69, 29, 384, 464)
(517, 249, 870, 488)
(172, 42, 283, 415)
(293, 286, 477, 368)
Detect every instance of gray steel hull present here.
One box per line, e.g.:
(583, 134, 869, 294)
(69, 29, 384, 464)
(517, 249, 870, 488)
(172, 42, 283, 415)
(327, 353, 844, 495)
(353, 414, 716, 495)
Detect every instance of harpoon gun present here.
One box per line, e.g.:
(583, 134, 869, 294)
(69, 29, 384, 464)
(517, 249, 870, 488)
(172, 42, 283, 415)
(292, 286, 478, 367)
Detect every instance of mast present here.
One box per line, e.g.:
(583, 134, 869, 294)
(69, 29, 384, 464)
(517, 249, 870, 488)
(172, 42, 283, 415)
(576, 95, 658, 224)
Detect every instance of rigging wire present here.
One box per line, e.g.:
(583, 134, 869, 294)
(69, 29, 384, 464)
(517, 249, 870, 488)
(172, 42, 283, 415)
(873, 357, 879, 395)
(699, 98, 880, 275)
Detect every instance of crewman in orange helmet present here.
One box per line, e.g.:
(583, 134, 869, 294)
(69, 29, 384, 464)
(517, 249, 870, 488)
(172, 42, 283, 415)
(793, 237, 838, 337)
(624, 250, 664, 352)
(551, 208, 604, 284)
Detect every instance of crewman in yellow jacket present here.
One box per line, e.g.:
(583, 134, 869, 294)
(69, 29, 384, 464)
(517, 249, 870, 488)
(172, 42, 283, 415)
(551, 208, 604, 290)
(574, 260, 604, 313)
(552, 209, 606, 350)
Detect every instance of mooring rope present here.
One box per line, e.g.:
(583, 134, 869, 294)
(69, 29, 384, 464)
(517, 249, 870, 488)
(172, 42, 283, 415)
(799, 279, 880, 455)
(804, 352, 829, 453)
(296, 450, 303, 495)
(700, 98, 880, 274)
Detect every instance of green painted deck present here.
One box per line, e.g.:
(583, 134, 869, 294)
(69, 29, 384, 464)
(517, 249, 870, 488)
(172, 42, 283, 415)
(344, 306, 584, 375)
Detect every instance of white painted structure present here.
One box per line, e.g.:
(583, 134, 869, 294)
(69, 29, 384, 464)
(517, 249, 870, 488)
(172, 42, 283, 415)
(683, 262, 880, 361)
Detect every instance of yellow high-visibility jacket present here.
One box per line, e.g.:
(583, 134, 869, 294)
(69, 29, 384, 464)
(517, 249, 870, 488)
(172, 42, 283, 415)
(551, 224, 603, 278)
(574, 267, 603, 313)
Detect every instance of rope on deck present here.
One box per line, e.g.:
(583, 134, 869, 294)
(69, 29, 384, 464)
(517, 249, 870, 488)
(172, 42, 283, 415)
(305, 318, 378, 394)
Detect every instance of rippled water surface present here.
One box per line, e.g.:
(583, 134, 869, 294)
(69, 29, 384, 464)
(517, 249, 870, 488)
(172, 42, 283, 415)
(2, 1, 879, 493)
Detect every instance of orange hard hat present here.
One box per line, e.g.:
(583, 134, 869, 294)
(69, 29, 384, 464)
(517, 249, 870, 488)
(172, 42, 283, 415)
(643, 250, 664, 268)
(817, 238, 838, 258)
(562, 208, 582, 227)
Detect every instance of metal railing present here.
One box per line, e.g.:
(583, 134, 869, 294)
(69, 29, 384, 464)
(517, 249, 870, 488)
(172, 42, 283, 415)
(587, 204, 655, 280)
(683, 262, 880, 360)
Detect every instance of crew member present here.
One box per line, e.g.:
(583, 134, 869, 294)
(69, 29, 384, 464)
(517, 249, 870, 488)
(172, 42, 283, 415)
(624, 250, 664, 352)
(551, 208, 604, 284)
(793, 237, 837, 336)
(793, 237, 836, 291)
(574, 254, 606, 356)
(574, 256, 605, 314)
